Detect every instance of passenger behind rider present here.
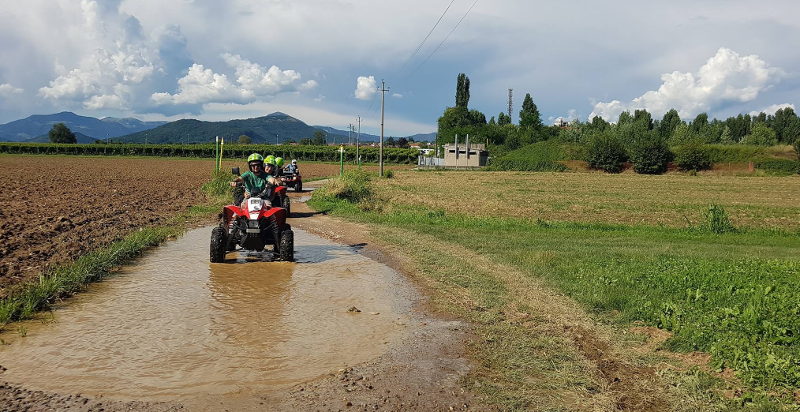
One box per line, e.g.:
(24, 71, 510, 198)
(274, 157, 285, 177)
(229, 153, 280, 207)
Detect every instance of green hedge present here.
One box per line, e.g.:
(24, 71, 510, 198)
(699, 144, 773, 163)
(487, 141, 568, 172)
(755, 159, 800, 175)
(0, 143, 419, 164)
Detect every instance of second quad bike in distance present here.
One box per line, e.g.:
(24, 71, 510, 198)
(281, 168, 302, 192)
(210, 168, 294, 263)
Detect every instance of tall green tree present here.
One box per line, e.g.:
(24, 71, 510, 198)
(455, 73, 470, 109)
(498, 112, 511, 125)
(48, 123, 77, 143)
(690, 113, 709, 133)
(589, 116, 609, 131)
(770, 107, 800, 143)
(725, 114, 751, 140)
(519, 93, 542, 130)
(659, 109, 681, 139)
(617, 111, 633, 126)
(720, 125, 734, 144)
(742, 123, 777, 146)
(237, 134, 252, 144)
(633, 109, 654, 130)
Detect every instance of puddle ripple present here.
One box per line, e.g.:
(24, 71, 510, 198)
(0, 227, 413, 401)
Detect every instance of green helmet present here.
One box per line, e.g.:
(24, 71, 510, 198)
(264, 155, 276, 166)
(275, 157, 285, 167)
(247, 153, 264, 164)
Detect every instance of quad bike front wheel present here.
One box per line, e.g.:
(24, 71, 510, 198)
(210, 226, 227, 263)
(279, 229, 294, 261)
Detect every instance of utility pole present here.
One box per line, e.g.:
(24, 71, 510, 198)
(275, 133, 279, 145)
(379, 80, 389, 177)
(356, 115, 361, 166)
(348, 123, 352, 146)
(507, 89, 513, 120)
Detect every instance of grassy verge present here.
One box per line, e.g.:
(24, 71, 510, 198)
(0, 171, 235, 329)
(309, 172, 800, 410)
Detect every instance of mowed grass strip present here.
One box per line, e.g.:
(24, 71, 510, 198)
(376, 171, 800, 230)
(310, 170, 800, 409)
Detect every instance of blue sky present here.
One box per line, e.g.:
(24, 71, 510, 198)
(0, 0, 798, 136)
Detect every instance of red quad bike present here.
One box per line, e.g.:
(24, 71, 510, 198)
(210, 169, 294, 263)
(230, 167, 291, 215)
(281, 169, 303, 192)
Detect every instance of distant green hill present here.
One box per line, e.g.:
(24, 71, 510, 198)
(115, 112, 323, 144)
(26, 131, 97, 143)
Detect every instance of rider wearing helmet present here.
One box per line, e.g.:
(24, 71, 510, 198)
(285, 159, 299, 174)
(274, 157, 285, 176)
(230, 153, 280, 205)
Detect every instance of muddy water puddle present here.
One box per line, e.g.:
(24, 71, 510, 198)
(0, 227, 414, 401)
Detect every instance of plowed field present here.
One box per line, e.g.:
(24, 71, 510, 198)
(0, 155, 369, 297)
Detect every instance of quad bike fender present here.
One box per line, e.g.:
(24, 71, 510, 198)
(259, 207, 287, 227)
(274, 186, 287, 196)
(222, 205, 249, 223)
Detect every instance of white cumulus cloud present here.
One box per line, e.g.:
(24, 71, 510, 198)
(354, 76, 376, 100)
(590, 48, 784, 121)
(152, 55, 316, 106)
(151, 63, 245, 105)
(36, 1, 156, 110)
(0, 83, 23, 97)
(39, 48, 154, 108)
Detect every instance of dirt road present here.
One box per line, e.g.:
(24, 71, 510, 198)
(0, 175, 478, 411)
(0, 156, 404, 297)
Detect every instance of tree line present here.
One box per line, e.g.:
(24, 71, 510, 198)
(437, 73, 800, 150)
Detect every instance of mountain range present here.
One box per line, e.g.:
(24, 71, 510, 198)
(0, 111, 435, 144)
(0, 111, 166, 142)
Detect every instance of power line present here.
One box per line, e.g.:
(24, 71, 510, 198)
(409, 0, 480, 76)
(399, 0, 458, 72)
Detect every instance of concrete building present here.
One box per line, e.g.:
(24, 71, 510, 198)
(443, 143, 488, 167)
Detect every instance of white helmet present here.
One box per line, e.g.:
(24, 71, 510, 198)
(291, 159, 297, 164)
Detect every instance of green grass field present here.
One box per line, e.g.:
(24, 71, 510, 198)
(310, 169, 800, 410)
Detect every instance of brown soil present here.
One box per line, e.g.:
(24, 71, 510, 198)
(0, 156, 214, 298)
(0, 156, 400, 298)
